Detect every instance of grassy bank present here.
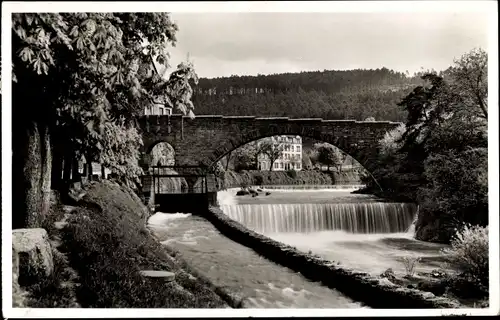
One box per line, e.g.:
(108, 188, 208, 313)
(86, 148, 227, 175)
(16, 191, 80, 308)
(219, 169, 362, 189)
(58, 180, 232, 308)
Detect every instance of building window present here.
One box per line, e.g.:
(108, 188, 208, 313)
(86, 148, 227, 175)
(274, 163, 279, 169)
(280, 163, 284, 169)
(159, 108, 164, 115)
(297, 146, 301, 152)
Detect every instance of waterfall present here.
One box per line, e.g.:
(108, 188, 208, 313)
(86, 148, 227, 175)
(404, 205, 419, 236)
(221, 203, 417, 234)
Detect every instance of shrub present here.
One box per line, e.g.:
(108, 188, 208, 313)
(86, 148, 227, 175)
(286, 169, 298, 179)
(61, 181, 228, 308)
(254, 174, 264, 186)
(239, 181, 249, 189)
(220, 169, 360, 189)
(402, 256, 421, 277)
(442, 224, 489, 288)
(23, 248, 77, 308)
(40, 191, 66, 236)
(417, 148, 488, 243)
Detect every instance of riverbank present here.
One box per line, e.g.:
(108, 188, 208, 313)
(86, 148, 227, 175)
(219, 169, 362, 189)
(18, 180, 238, 308)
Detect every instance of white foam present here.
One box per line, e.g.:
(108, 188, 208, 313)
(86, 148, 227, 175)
(269, 230, 413, 243)
(160, 239, 176, 245)
(217, 189, 238, 206)
(262, 186, 365, 192)
(147, 212, 192, 226)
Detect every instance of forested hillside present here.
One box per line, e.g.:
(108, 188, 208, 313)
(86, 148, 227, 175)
(192, 68, 426, 121)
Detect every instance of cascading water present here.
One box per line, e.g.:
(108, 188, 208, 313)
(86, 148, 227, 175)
(217, 188, 452, 277)
(221, 202, 417, 234)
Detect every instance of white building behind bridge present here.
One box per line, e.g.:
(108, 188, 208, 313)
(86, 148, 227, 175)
(144, 104, 172, 116)
(257, 135, 303, 171)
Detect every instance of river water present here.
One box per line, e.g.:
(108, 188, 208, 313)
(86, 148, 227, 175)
(148, 212, 365, 308)
(148, 186, 454, 308)
(220, 187, 454, 276)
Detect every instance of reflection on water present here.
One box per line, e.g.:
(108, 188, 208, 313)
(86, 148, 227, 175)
(148, 213, 365, 308)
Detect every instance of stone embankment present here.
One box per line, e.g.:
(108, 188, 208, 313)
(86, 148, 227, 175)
(203, 206, 463, 309)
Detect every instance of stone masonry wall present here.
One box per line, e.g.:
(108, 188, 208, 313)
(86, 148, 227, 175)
(138, 115, 401, 173)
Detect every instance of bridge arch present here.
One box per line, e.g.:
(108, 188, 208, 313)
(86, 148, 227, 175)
(138, 115, 402, 175)
(200, 125, 384, 175)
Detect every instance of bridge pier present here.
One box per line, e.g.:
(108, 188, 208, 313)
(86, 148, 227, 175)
(184, 176, 199, 194)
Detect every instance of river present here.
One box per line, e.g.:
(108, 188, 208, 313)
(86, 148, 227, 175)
(148, 185, 454, 308)
(220, 187, 455, 276)
(148, 212, 365, 308)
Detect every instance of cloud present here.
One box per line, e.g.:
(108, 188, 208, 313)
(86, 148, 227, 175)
(162, 12, 489, 78)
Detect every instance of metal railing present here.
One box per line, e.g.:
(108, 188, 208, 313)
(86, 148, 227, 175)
(145, 165, 217, 194)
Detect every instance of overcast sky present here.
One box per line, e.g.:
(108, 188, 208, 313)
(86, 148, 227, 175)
(159, 12, 489, 79)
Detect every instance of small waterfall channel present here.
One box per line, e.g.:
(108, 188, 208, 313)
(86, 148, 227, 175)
(218, 187, 417, 235)
(221, 202, 416, 234)
(218, 187, 452, 277)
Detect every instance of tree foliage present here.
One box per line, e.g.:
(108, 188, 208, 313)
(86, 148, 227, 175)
(314, 143, 344, 171)
(12, 13, 198, 228)
(232, 142, 259, 172)
(191, 68, 425, 122)
(366, 48, 488, 243)
(257, 140, 285, 171)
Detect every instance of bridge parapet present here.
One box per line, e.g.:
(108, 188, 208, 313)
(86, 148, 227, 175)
(138, 115, 401, 172)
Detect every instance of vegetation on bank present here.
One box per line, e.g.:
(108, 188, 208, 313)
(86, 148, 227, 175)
(357, 48, 489, 299)
(360, 48, 488, 244)
(214, 168, 362, 190)
(58, 181, 229, 308)
(17, 192, 81, 308)
(382, 224, 489, 307)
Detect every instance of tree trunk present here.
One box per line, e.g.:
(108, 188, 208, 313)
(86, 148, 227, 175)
(87, 153, 93, 180)
(225, 152, 231, 171)
(63, 152, 72, 184)
(24, 122, 42, 228)
(72, 156, 79, 182)
(101, 164, 106, 179)
(87, 161, 92, 180)
(82, 161, 87, 177)
(39, 125, 52, 219)
(51, 142, 63, 191)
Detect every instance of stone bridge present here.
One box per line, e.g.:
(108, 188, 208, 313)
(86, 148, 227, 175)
(138, 115, 401, 174)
